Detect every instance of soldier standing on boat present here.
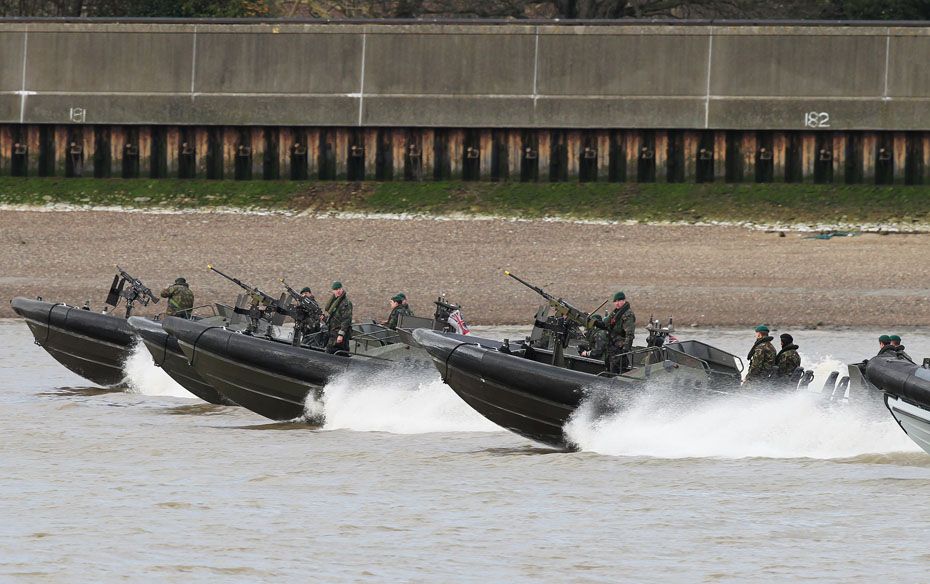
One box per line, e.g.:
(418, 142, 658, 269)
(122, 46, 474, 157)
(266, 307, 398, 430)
(297, 287, 322, 337)
(383, 293, 413, 330)
(399, 292, 411, 311)
(596, 292, 635, 373)
(773, 333, 801, 387)
(322, 281, 352, 353)
(580, 314, 609, 361)
(890, 335, 914, 362)
(744, 325, 776, 387)
(160, 277, 194, 318)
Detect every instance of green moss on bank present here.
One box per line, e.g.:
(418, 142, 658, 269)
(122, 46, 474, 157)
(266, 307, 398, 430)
(1, 177, 929, 226)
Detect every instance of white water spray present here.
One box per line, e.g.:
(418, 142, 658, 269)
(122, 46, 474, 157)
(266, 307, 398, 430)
(565, 357, 919, 459)
(306, 370, 500, 434)
(122, 342, 196, 399)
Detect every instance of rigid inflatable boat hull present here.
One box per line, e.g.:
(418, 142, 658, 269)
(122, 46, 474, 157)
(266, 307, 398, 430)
(127, 316, 232, 406)
(12, 297, 133, 387)
(162, 317, 396, 421)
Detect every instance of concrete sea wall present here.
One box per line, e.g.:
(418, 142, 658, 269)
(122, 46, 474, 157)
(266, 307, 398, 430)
(1, 20, 929, 183)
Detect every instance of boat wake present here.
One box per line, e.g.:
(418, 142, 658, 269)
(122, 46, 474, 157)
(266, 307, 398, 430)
(565, 380, 918, 460)
(122, 342, 196, 399)
(308, 370, 501, 434)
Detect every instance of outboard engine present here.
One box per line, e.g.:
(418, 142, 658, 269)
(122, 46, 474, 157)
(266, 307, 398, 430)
(864, 354, 930, 407)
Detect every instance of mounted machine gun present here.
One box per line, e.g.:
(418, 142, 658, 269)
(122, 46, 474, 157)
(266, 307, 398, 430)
(105, 265, 159, 318)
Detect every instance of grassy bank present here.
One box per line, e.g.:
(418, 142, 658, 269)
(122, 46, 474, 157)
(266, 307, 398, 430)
(1, 177, 929, 226)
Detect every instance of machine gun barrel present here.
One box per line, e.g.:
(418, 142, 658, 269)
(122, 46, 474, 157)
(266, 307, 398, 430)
(207, 264, 276, 306)
(504, 270, 592, 329)
(114, 265, 158, 305)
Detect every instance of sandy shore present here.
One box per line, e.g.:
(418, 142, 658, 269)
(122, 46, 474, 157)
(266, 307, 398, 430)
(2, 209, 929, 327)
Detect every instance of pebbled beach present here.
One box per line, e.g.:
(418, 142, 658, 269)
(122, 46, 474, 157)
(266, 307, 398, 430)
(2, 208, 929, 327)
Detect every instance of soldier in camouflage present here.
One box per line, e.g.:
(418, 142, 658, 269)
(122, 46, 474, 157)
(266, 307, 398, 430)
(580, 314, 609, 361)
(890, 334, 914, 363)
(744, 325, 776, 387)
(297, 287, 322, 338)
(773, 333, 801, 388)
(596, 291, 635, 373)
(383, 293, 413, 330)
(877, 335, 897, 357)
(322, 281, 353, 354)
(160, 277, 194, 318)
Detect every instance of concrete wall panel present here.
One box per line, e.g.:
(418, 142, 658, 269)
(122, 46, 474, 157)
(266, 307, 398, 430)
(710, 34, 885, 97)
(0, 32, 25, 91)
(888, 36, 930, 97)
(362, 96, 532, 127)
(729, 98, 930, 130)
(22, 94, 359, 126)
(192, 95, 359, 126)
(0, 96, 19, 123)
(537, 33, 709, 96)
(195, 32, 361, 94)
(364, 33, 535, 95)
(26, 32, 192, 93)
(534, 97, 705, 128)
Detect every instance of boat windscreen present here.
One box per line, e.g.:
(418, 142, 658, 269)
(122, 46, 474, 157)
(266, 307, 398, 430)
(666, 340, 743, 374)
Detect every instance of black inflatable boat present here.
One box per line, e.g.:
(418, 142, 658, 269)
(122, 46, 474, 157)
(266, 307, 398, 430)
(12, 297, 135, 387)
(862, 352, 930, 455)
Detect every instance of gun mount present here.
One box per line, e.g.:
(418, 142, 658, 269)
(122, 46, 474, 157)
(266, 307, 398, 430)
(208, 264, 280, 335)
(505, 271, 599, 368)
(645, 316, 676, 348)
(106, 265, 159, 318)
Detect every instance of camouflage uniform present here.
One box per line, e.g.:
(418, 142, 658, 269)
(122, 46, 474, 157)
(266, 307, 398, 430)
(602, 304, 635, 373)
(745, 336, 777, 386)
(877, 344, 897, 357)
(386, 304, 413, 330)
(895, 345, 914, 363)
(324, 293, 353, 353)
(773, 344, 801, 386)
(160, 281, 194, 318)
(585, 327, 609, 361)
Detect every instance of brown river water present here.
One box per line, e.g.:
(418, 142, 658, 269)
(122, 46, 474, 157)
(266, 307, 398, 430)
(2, 319, 929, 582)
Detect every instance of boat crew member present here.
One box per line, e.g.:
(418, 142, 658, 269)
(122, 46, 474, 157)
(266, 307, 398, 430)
(596, 292, 635, 373)
(744, 325, 776, 387)
(298, 287, 322, 336)
(773, 333, 801, 388)
(877, 335, 897, 357)
(383, 293, 413, 330)
(161, 277, 194, 319)
(322, 281, 352, 353)
(580, 315, 609, 360)
(398, 292, 411, 311)
(890, 335, 914, 362)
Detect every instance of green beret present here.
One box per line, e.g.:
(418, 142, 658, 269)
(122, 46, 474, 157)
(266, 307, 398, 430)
(879, 334, 891, 343)
(175, 277, 186, 285)
(890, 335, 901, 342)
(612, 291, 626, 301)
(300, 287, 312, 294)
(396, 292, 406, 300)
(391, 294, 405, 302)
(591, 314, 603, 322)
(755, 325, 769, 333)
(331, 281, 343, 290)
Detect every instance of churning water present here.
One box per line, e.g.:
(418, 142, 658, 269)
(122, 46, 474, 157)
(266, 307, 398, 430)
(3, 320, 930, 582)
